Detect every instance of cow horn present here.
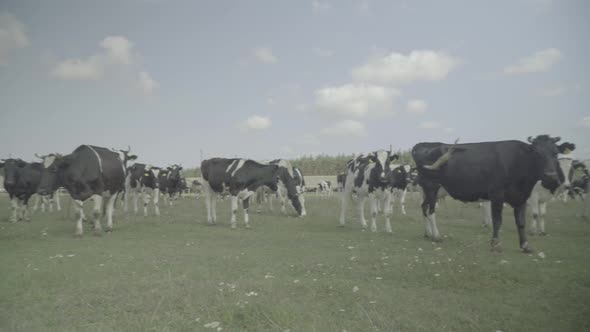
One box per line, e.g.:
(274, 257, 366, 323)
(423, 138, 459, 170)
(527, 136, 534, 143)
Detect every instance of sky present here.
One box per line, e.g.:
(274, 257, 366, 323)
(0, 0, 589, 167)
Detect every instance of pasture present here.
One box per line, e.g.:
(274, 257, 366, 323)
(1, 193, 589, 331)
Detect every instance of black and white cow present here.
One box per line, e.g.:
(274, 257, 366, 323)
(201, 158, 303, 228)
(33, 153, 63, 213)
(318, 180, 332, 197)
(37, 145, 125, 236)
(412, 135, 568, 253)
(480, 145, 577, 235)
(124, 163, 161, 216)
(339, 150, 405, 232)
(163, 165, 184, 205)
(0, 159, 42, 222)
(267, 160, 307, 216)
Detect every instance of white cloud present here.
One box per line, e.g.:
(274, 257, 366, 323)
(536, 86, 565, 97)
(418, 121, 442, 129)
(321, 120, 366, 137)
(51, 55, 103, 80)
(503, 48, 561, 75)
(253, 47, 277, 64)
(138, 71, 158, 95)
(100, 36, 134, 65)
(0, 13, 29, 64)
(315, 83, 400, 118)
(582, 116, 590, 129)
(51, 36, 157, 95)
(352, 50, 460, 86)
(241, 115, 272, 131)
(406, 99, 427, 114)
(312, 1, 331, 13)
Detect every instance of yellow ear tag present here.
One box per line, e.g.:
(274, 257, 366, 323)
(563, 148, 571, 154)
(144, 173, 150, 176)
(369, 160, 374, 164)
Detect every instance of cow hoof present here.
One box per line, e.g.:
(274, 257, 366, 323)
(424, 233, 430, 239)
(490, 239, 502, 252)
(521, 242, 534, 254)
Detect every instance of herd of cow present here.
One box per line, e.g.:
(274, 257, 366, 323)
(2, 135, 589, 253)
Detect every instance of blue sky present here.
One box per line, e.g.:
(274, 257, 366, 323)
(1, 0, 588, 167)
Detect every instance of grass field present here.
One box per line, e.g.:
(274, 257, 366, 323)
(1, 192, 589, 331)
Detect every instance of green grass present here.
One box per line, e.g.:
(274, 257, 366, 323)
(1, 193, 589, 331)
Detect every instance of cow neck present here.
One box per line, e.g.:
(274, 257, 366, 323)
(85, 145, 104, 175)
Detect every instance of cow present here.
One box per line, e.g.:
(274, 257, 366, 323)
(33, 153, 64, 213)
(390, 164, 414, 215)
(37, 145, 125, 236)
(200, 158, 303, 228)
(0, 158, 42, 222)
(318, 180, 332, 197)
(412, 135, 569, 253)
(339, 150, 405, 233)
(267, 160, 307, 216)
(191, 179, 202, 196)
(124, 163, 161, 216)
(164, 165, 184, 205)
(480, 145, 577, 234)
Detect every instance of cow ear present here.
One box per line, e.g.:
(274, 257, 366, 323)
(552, 136, 561, 143)
(178, 166, 183, 170)
(558, 142, 576, 154)
(129, 154, 138, 161)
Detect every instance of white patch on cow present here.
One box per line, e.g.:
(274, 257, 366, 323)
(276, 159, 294, 177)
(375, 150, 388, 178)
(403, 164, 411, 173)
(43, 155, 56, 168)
(558, 157, 573, 187)
(294, 168, 303, 183)
(231, 159, 246, 177)
(152, 168, 160, 178)
(85, 145, 103, 174)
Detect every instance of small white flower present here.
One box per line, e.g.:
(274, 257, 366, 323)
(293, 279, 300, 283)
(353, 286, 359, 292)
(369, 301, 377, 304)
(264, 274, 274, 279)
(435, 247, 442, 251)
(350, 256, 357, 261)
(67, 254, 75, 258)
(195, 318, 200, 322)
(538, 252, 546, 259)
(347, 246, 355, 250)
(555, 260, 562, 264)
(375, 277, 382, 280)
(500, 260, 509, 264)
(434, 273, 440, 277)
(418, 248, 423, 252)
(204, 321, 220, 328)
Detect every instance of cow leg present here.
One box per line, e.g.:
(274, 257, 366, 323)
(370, 194, 378, 232)
(279, 189, 287, 215)
(384, 192, 393, 233)
(299, 194, 306, 217)
(269, 193, 274, 211)
(514, 204, 533, 253)
(242, 195, 252, 229)
(22, 197, 30, 221)
(32, 195, 40, 213)
(105, 192, 118, 232)
(528, 195, 539, 235)
(204, 189, 214, 224)
(133, 190, 139, 215)
(73, 200, 85, 236)
(230, 195, 239, 229)
(91, 194, 103, 235)
(400, 188, 407, 215)
(142, 188, 150, 217)
(339, 189, 350, 226)
(482, 201, 492, 228)
(421, 187, 438, 241)
(55, 191, 61, 211)
(539, 202, 547, 235)
(211, 194, 217, 223)
(10, 196, 19, 222)
(153, 188, 161, 217)
(358, 196, 368, 229)
(490, 200, 503, 252)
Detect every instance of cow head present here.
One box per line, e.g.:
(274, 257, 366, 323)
(556, 143, 576, 189)
(141, 165, 160, 189)
(167, 165, 183, 186)
(37, 153, 66, 195)
(273, 165, 303, 217)
(527, 135, 572, 191)
(112, 146, 138, 168)
(389, 165, 408, 190)
(368, 150, 399, 183)
(0, 158, 27, 188)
